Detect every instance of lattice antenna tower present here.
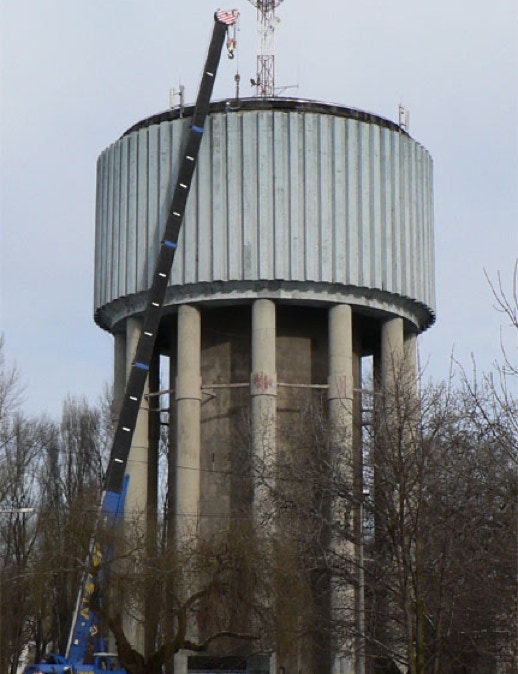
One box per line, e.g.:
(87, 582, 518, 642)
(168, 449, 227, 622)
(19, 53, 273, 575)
(248, 0, 285, 97)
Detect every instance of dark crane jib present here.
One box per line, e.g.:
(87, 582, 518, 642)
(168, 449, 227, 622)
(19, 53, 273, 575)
(78, 5, 239, 657)
(106, 8, 239, 498)
(23, 11, 239, 674)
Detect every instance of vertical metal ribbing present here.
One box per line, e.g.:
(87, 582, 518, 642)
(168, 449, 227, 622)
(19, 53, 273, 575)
(117, 137, 128, 296)
(320, 115, 333, 283)
(332, 116, 347, 284)
(128, 133, 139, 295)
(381, 127, 393, 292)
(96, 152, 103, 307)
(288, 112, 302, 280)
(346, 119, 360, 285)
(136, 129, 149, 294)
(107, 146, 116, 305)
(146, 125, 160, 289)
(102, 149, 111, 307)
(95, 109, 435, 330)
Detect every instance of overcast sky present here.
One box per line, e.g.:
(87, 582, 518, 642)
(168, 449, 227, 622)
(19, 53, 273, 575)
(1, 0, 516, 419)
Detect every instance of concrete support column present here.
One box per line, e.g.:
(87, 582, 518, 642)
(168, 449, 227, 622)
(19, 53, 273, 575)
(404, 331, 419, 395)
(175, 304, 202, 541)
(374, 317, 412, 671)
(351, 331, 363, 482)
(164, 339, 178, 667)
(147, 355, 160, 531)
(328, 304, 354, 436)
(146, 354, 160, 657)
(328, 305, 355, 674)
(380, 316, 420, 429)
(249, 300, 279, 667)
(380, 316, 404, 388)
(123, 316, 150, 652)
(112, 331, 126, 423)
(352, 330, 366, 674)
(125, 317, 150, 519)
(404, 331, 417, 376)
(168, 348, 178, 545)
(250, 299, 277, 518)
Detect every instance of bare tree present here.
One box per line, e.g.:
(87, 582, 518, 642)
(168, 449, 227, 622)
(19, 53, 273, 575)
(252, 397, 358, 672)
(0, 337, 49, 673)
(88, 525, 262, 674)
(365, 368, 517, 674)
(34, 395, 112, 656)
(486, 260, 518, 378)
(247, 363, 517, 674)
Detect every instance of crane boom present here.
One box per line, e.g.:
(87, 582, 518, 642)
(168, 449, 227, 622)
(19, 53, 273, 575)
(64, 10, 239, 667)
(107, 9, 238, 496)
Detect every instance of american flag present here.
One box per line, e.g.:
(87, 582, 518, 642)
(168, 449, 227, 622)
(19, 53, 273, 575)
(215, 9, 239, 25)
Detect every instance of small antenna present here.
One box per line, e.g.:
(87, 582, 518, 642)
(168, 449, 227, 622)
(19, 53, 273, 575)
(170, 85, 185, 116)
(247, 0, 285, 97)
(398, 104, 409, 131)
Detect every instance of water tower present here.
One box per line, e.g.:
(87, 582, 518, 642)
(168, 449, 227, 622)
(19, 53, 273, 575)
(94, 92, 434, 671)
(93, 6, 432, 672)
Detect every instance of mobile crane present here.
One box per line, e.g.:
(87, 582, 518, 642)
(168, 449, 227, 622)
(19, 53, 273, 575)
(23, 10, 239, 674)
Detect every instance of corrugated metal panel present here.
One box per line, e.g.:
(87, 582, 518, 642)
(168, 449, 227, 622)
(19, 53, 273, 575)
(94, 105, 435, 326)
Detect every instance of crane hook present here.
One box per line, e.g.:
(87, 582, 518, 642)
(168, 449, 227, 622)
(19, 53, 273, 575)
(226, 36, 237, 59)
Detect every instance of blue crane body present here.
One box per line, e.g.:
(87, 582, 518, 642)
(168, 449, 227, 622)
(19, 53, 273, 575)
(23, 10, 238, 674)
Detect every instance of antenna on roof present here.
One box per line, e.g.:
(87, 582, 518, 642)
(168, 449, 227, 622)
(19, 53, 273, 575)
(169, 85, 185, 117)
(247, 0, 285, 97)
(399, 104, 410, 131)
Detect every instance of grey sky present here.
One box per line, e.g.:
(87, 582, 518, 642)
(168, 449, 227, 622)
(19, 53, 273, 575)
(1, 0, 516, 418)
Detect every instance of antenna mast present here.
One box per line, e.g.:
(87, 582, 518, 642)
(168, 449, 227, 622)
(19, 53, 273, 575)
(248, 0, 285, 97)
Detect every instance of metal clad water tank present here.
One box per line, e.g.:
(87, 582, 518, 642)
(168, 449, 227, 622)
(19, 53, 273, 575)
(94, 99, 434, 332)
